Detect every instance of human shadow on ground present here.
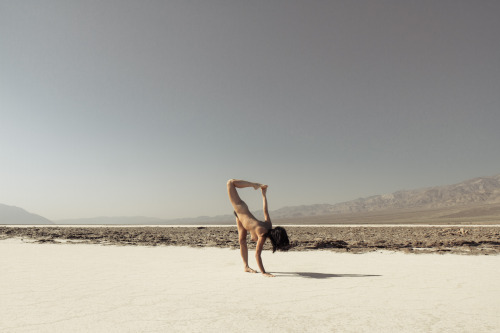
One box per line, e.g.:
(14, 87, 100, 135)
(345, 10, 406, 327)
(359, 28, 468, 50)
(274, 272, 382, 279)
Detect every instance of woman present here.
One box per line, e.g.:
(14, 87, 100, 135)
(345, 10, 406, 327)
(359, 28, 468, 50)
(227, 179, 289, 277)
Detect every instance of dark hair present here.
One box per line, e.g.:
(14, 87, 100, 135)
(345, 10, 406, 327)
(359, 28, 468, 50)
(266, 227, 290, 253)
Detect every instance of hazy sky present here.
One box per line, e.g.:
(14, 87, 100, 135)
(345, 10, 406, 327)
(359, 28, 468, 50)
(1, 0, 499, 220)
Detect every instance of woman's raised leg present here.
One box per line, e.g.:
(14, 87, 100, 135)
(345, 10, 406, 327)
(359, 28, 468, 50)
(227, 179, 264, 207)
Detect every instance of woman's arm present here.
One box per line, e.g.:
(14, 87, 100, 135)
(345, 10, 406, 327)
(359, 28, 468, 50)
(261, 185, 271, 223)
(255, 236, 274, 277)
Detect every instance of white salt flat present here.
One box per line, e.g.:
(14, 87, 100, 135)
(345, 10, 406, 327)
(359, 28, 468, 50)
(0, 239, 499, 332)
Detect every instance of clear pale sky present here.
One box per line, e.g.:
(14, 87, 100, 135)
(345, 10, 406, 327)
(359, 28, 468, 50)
(1, 1, 499, 220)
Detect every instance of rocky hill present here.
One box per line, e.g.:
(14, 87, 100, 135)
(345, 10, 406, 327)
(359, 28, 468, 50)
(272, 174, 500, 218)
(0, 204, 54, 225)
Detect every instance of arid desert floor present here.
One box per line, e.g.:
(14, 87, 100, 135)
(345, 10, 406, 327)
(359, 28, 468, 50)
(1, 236, 499, 332)
(1, 225, 499, 255)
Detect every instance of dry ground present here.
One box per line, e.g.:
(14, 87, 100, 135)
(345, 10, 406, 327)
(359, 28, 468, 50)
(1, 225, 499, 255)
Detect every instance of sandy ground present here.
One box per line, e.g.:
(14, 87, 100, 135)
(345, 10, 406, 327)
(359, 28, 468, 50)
(1, 238, 499, 332)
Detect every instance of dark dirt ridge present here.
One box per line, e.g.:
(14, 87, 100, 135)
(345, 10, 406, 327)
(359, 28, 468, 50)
(1, 226, 499, 255)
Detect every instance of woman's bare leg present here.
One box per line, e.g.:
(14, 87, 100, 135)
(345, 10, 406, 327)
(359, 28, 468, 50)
(236, 217, 256, 273)
(231, 179, 263, 190)
(227, 179, 266, 207)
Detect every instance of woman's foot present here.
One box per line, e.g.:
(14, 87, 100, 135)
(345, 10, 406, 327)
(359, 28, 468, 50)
(244, 266, 257, 273)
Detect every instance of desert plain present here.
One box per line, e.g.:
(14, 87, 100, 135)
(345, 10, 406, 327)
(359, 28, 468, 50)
(1, 225, 499, 332)
(1, 224, 500, 255)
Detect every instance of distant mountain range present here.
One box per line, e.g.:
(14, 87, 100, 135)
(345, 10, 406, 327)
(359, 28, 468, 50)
(271, 174, 500, 218)
(2, 174, 500, 225)
(55, 215, 236, 225)
(0, 204, 54, 225)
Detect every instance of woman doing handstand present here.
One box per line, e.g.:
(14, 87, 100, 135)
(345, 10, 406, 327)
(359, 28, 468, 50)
(227, 179, 289, 277)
